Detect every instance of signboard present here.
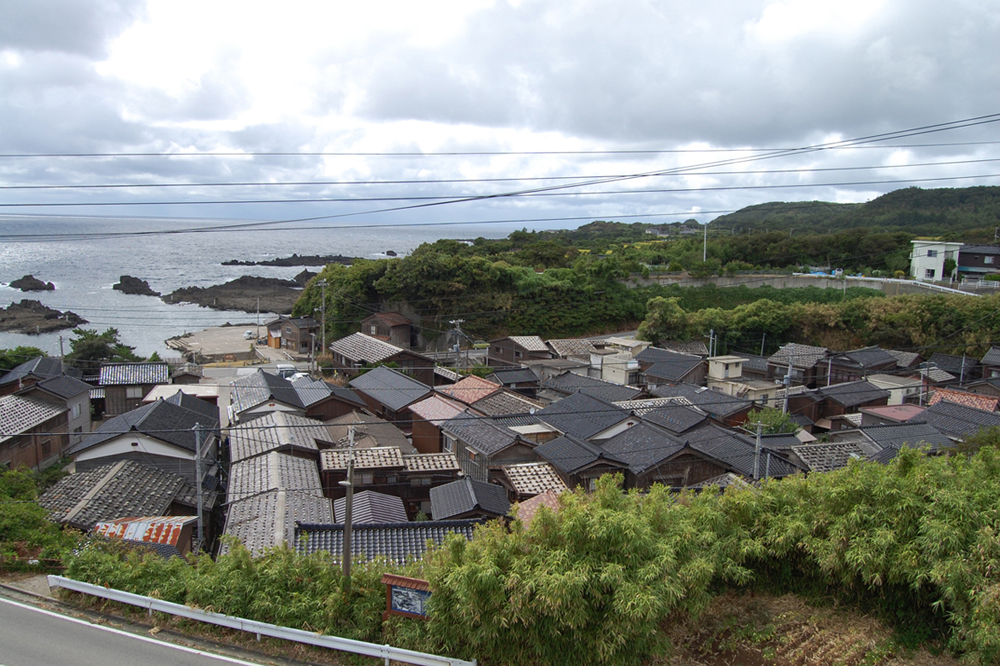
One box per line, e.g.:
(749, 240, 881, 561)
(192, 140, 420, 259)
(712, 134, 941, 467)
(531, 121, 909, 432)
(381, 574, 431, 620)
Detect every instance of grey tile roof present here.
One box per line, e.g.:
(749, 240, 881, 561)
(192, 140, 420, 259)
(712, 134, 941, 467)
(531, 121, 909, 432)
(640, 403, 708, 434)
(983, 347, 1000, 367)
(887, 349, 922, 369)
(684, 424, 801, 479)
(433, 366, 463, 383)
(295, 519, 482, 564)
(536, 392, 631, 440)
(542, 372, 643, 402)
(655, 340, 710, 356)
(928, 353, 979, 377)
(486, 367, 539, 385)
(758, 433, 803, 452)
(636, 346, 704, 365)
(861, 422, 953, 454)
(349, 366, 432, 412)
(68, 395, 218, 456)
(334, 490, 408, 523)
(329, 332, 404, 364)
(731, 353, 770, 373)
(229, 411, 331, 462)
(430, 477, 511, 520)
(642, 353, 704, 383)
(440, 411, 522, 456)
(817, 380, 890, 408)
(534, 434, 629, 475)
(403, 452, 461, 472)
(961, 244, 1000, 255)
(791, 441, 869, 472)
(291, 376, 365, 409)
(910, 401, 1000, 438)
(99, 362, 169, 386)
(0, 357, 78, 386)
(546, 338, 598, 358)
(222, 490, 333, 557)
(326, 411, 414, 452)
(38, 460, 185, 530)
(321, 447, 405, 471)
(507, 336, 549, 352)
(650, 384, 753, 419)
(469, 390, 544, 417)
(0, 395, 67, 444)
(829, 346, 897, 370)
(688, 472, 751, 490)
(768, 343, 829, 369)
(230, 369, 306, 415)
(30, 374, 92, 399)
(501, 462, 568, 496)
(600, 422, 686, 475)
(228, 451, 324, 504)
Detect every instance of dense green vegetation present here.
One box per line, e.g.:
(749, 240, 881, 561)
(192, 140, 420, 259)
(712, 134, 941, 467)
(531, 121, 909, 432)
(0, 467, 79, 567)
(0, 346, 45, 372)
(64, 448, 1000, 665)
(65, 327, 144, 370)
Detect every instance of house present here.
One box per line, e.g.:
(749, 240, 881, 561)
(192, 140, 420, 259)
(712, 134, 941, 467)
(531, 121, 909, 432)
(928, 388, 999, 412)
(823, 347, 898, 384)
(859, 404, 927, 427)
(484, 367, 540, 397)
(0, 394, 69, 471)
(487, 336, 553, 367)
(512, 489, 563, 527)
(222, 488, 334, 556)
(429, 477, 511, 520)
(650, 384, 754, 427)
(599, 350, 641, 385)
(535, 392, 638, 441)
(409, 394, 466, 454)
(498, 462, 568, 502)
(228, 369, 306, 423)
(920, 400, 1000, 439)
(290, 376, 368, 421)
(966, 377, 1000, 398)
(170, 364, 204, 385)
(333, 490, 408, 524)
(633, 402, 709, 436)
(326, 411, 414, 452)
(360, 312, 414, 349)
(521, 357, 590, 382)
(143, 383, 220, 408)
(295, 519, 482, 564)
(705, 355, 781, 406)
(928, 353, 979, 385)
(730, 353, 770, 381)
(349, 366, 433, 432)
(0, 356, 80, 396)
(682, 424, 801, 481)
(534, 434, 631, 491)
(15, 374, 92, 445)
(790, 441, 873, 473)
(436, 375, 500, 406)
(546, 338, 599, 360)
(909, 240, 962, 281)
(866, 374, 923, 405)
(767, 343, 830, 388)
(540, 372, 643, 404)
(328, 333, 435, 386)
(468, 390, 545, 420)
(886, 349, 923, 372)
(815, 380, 891, 424)
(67, 392, 219, 487)
(440, 411, 537, 482)
(598, 421, 689, 489)
(980, 347, 1000, 379)
(228, 411, 336, 464)
(854, 422, 954, 464)
(957, 244, 1000, 278)
(99, 362, 170, 417)
(636, 347, 706, 388)
(265, 315, 320, 355)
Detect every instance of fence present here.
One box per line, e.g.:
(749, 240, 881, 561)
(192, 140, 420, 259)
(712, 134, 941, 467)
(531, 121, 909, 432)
(47, 575, 476, 666)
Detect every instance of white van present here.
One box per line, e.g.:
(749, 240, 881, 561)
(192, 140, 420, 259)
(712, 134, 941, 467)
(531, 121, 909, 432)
(275, 363, 296, 379)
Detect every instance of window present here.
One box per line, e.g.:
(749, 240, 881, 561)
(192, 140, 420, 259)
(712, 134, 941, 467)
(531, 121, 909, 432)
(359, 473, 373, 485)
(443, 435, 455, 453)
(925, 268, 936, 279)
(41, 440, 51, 456)
(370, 325, 377, 335)
(987, 257, 995, 265)
(514, 350, 522, 358)
(126, 386, 143, 399)
(927, 249, 938, 258)
(72, 403, 81, 418)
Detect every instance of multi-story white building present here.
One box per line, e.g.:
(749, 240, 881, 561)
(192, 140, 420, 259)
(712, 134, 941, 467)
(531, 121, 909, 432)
(909, 240, 962, 282)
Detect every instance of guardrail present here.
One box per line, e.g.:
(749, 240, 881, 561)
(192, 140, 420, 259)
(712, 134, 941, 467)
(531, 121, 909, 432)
(47, 575, 476, 666)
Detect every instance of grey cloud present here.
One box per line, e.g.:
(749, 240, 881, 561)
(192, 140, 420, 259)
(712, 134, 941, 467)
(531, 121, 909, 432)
(0, 0, 145, 57)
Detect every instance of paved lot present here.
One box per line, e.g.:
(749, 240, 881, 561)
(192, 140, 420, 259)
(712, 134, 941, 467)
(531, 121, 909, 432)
(166, 326, 296, 363)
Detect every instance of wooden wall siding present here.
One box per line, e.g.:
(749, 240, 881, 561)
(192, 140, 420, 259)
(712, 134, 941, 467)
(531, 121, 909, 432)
(411, 419, 443, 454)
(0, 416, 68, 471)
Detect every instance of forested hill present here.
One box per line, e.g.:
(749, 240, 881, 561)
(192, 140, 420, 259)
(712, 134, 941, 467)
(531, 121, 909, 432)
(710, 185, 1000, 236)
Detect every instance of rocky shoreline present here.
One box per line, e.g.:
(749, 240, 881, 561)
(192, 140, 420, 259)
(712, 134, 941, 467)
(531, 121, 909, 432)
(9, 275, 55, 291)
(113, 275, 160, 296)
(222, 253, 356, 267)
(0, 299, 87, 334)
(161, 275, 303, 314)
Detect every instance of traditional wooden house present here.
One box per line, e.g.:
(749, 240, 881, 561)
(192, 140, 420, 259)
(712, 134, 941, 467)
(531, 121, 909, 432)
(360, 312, 414, 349)
(440, 411, 537, 482)
(429, 477, 511, 521)
(0, 394, 68, 471)
(265, 315, 320, 355)
(0, 356, 80, 396)
(487, 336, 553, 367)
(15, 374, 92, 445)
(349, 366, 433, 433)
(328, 333, 435, 386)
(99, 362, 170, 417)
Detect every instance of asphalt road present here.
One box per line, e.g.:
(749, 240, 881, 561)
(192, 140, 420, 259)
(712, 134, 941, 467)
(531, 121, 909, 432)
(0, 596, 269, 666)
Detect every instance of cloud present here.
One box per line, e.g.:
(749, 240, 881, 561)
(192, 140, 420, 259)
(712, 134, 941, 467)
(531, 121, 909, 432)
(0, 0, 144, 57)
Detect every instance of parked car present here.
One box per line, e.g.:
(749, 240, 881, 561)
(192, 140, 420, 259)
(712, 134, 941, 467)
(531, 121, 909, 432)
(243, 330, 254, 340)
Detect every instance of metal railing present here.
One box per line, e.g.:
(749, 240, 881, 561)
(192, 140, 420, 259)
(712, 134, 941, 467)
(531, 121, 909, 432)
(47, 575, 476, 666)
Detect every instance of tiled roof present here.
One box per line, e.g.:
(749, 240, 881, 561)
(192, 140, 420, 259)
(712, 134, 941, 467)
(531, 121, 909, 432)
(228, 451, 324, 504)
(923, 367, 956, 383)
(689, 472, 751, 490)
(921, 401, 1000, 437)
(887, 349, 922, 369)
(543, 372, 643, 403)
(329, 332, 404, 363)
(536, 392, 631, 440)
(39, 460, 186, 530)
(546, 338, 598, 358)
(403, 452, 461, 472)
(507, 336, 549, 352)
(859, 404, 927, 422)
(349, 366, 432, 412)
(68, 396, 217, 456)
(295, 519, 481, 564)
(430, 477, 511, 520)
(768, 343, 829, 368)
(792, 441, 869, 472)
(817, 380, 890, 408)
(829, 346, 897, 370)
(365, 311, 412, 327)
(642, 351, 704, 383)
(961, 244, 1000, 255)
(982, 347, 1000, 367)
(486, 367, 539, 385)
(409, 394, 465, 426)
(0, 395, 67, 444)
(222, 490, 333, 557)
(433, 366, 463, 383)
(600, 422, 686, 475)
(651, 384, 753, 419)
(861, 422, 953, 454)
(437, 375, 500, 405)
(291, 376, 365, 409)
(535, 434, 629, 475)
(929, 388, 999, 412)
(928, 353, 979, 377)
(30, 374, 92, 399)
(731, 353, 770, 373)
(99, 362, 169, 386)
(320, 446, 405, 471)
(636, 346, 703, 365)
(685, 424, 800, 479)
(501, 462, 569, 496)
(334, 490, 408, 523)
(513, 490, 563, 526)
(229, 369, 305, 415)
(640, 403, 708, 434)
(440, 411, 522, 456)
(325, 411, 413, 452)
(655, 340, 709, 356)
(0, 356, 72, 386)
(613, 397, 689, 413)
(469, 390, 544, 418)
(229, 411, 331, 463)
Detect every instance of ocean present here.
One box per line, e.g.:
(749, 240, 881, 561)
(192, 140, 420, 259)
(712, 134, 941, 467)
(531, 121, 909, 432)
(0, 215, 528, 358)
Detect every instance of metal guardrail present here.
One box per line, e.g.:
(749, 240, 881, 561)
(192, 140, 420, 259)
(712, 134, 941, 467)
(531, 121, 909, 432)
(47, 575, 476, 666)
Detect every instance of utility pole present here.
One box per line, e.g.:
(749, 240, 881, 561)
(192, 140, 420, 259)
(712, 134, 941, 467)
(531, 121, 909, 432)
(59, 335, 65, 371)
(703, 222, 708, 262)
(339, 424, 355, 595)
(193, 423, 204, 551)
(256, 297, 260, 341)
(782, 344, 794, 414)
(753, 421, 763, 481)
(319, 279, 328, 356)
(450, 319, 467, 369)
(760, 332, 766, 357)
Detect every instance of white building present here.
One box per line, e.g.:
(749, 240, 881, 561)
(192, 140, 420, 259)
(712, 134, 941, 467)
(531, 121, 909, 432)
(909, 240, 962, 282)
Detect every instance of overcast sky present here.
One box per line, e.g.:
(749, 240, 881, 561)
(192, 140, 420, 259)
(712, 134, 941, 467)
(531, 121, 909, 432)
(1, 0, 999, 233)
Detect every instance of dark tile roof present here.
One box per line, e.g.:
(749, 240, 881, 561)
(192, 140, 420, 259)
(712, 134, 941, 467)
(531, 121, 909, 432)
(887, 349, 922, 369)
(685, 424, 801, 479)
(982, 347, 1000, 367)
(817, 380, 890, 408)
(920, 401, 1000, 437)
(928, 353, 979, 377)
(759, 433, 804, 452)
(230, 369, 306, 414)
(469, 390, 543, 418)
(222, 490, 333, 557)
(731, 353, 769, 373)
(68, 395, 218, 456)
(38, 460, 186, 530)
(642, 352, 704, 383)
(961, 244, 1000, 255)
(334, 490, 408, 523)
(486, 367, 539, 385)
(791, 441, 869, 472)
(650, 384, 753, 419)
(27, 374, 92, 399)
(636, 346, 704, 365)
(542, 372, 643, 402)
(534, 434, 629, 475)
(429, 477, 511, 520)
(861, 422, 953, 454)
(163, 390, 219, 422)
(640, 403, 708, 434)
(365, 311, 411, 327)
(99, 362, 169, 386)
(0, 356, 76, 386)
(829, 346, 897, 370)
(295, 519, 482, 564)
(536, 392, 631, 440)
(291, 376, 366, 409)
(349, 366, 432, 412)
(600, 422, 686, 475)
(440, 411, 521, 456)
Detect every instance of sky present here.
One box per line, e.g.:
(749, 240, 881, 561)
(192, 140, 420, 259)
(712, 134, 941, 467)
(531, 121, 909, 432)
(1, 0, 999, 235)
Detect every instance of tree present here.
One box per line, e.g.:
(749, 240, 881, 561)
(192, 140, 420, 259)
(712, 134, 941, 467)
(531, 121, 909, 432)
(745, 407, 799, 434)
(637, 297, 690, 344)
(0, 346, 45, 371)
(65, 328, 142, 370)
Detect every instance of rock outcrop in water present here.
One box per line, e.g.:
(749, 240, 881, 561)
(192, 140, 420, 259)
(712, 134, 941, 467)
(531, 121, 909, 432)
(221, 253, 354, 267)
(162, 275, 300, 314)
(0, 299, 87, 334)
(10, 275, 55, 291)
(113, 275, 160, 297)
